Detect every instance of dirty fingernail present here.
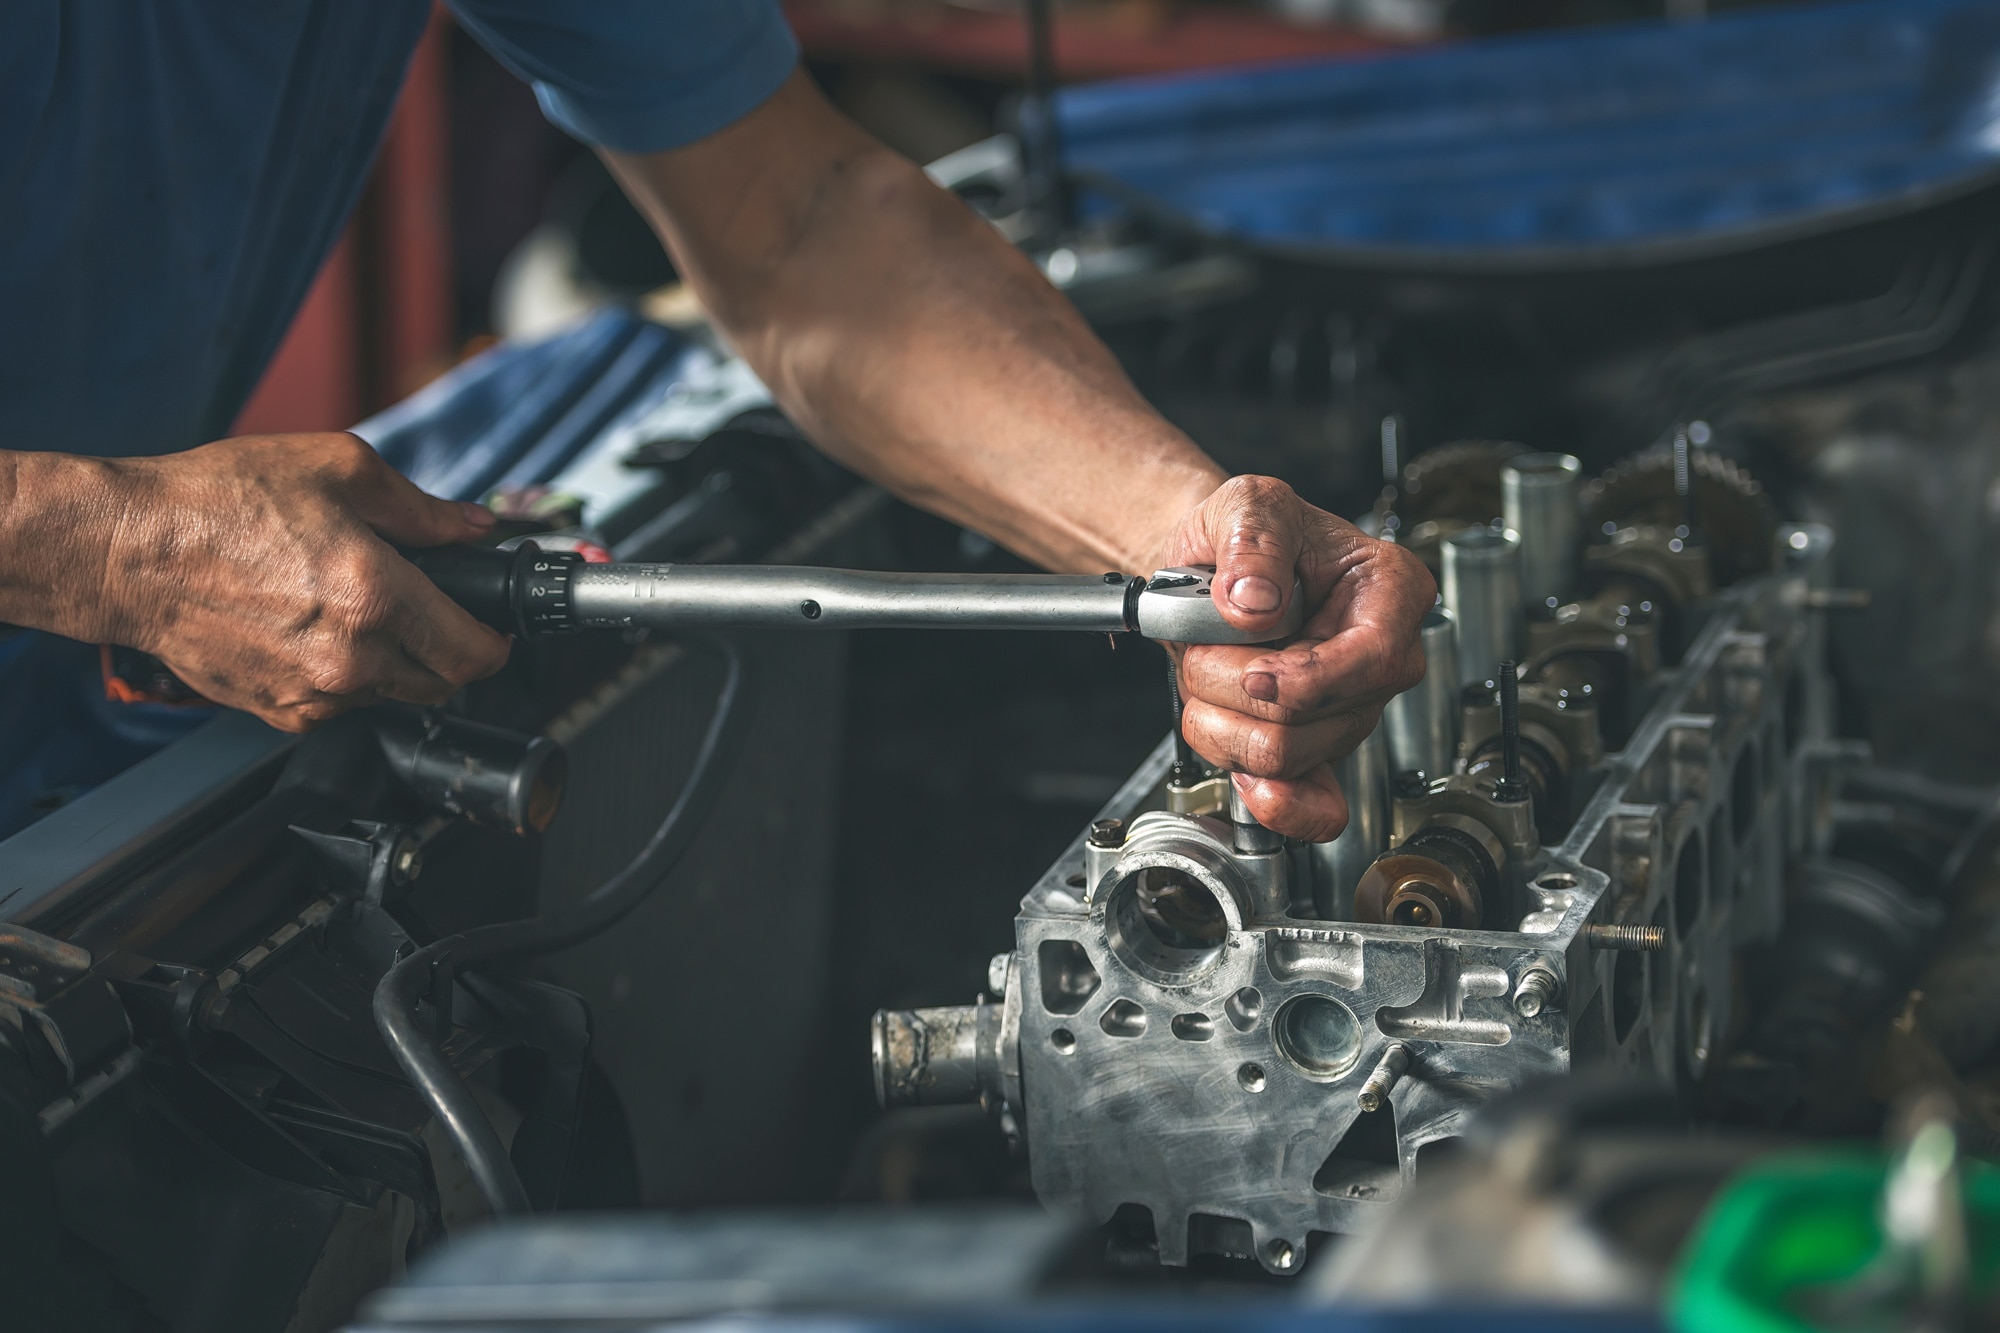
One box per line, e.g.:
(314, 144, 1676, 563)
(461, 502, 497, 527)
(1244, 671, 1278, 701)
(1229, 574, 1281, 612)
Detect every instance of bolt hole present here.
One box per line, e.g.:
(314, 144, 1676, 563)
(1064, 873, 1086, 889)
(1273, 995, 1363, 1082)
(1099, 998, 1148, 1039)
(1535, 872, 1580, 892)
(1225, 987, 1263, 1032)
(1265, 1239, 1296, 1270)
(1238, 1062, 1267, 1093)
(1050, 1028, 1076, 1054)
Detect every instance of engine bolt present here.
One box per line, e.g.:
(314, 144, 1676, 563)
(1586, 923, 1665, 951)
(391, 836, 424, 886)
(1088, 818, 1127, 849)
(1357, 1042, 1412, 1113)
(1512, 966, 1560, 1017)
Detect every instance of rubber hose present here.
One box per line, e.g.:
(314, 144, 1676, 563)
(372, 634, 752, 1216)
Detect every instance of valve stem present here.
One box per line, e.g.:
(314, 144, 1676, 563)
(1673, 423, 1694, 537)
(1494, 661, 1528, 804)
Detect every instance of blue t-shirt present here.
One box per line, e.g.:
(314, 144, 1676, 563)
(0, 2, 796, 840)
(0, 0, 797, 460)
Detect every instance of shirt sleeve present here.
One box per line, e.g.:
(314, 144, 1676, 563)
(445, 0, 798, 154)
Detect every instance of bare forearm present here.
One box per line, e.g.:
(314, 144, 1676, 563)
(605, 74, 1224, 575)
(0, 450, 128, 642)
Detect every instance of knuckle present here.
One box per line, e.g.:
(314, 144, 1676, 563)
(265, 711, 314, 735)
(1396, 644, 1428, 694)
(442, 631, 511, 687)
(1224, 474, 1293, 507)
(289, 698, 341, 730)
(305, 647, 371, 699)
(1392, 542, 1438, 597)
(433, 655, 486, 690)
(1349, 634, 1407, 698)
(1238, 723, 1297, 778)
(325, 550, 396, 628)
(324, 544, 381, 591)
(321, 432, 375, 476)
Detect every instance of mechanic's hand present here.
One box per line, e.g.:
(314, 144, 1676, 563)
(99, 433, 511, 732)
(1157, 476, 1434, 842)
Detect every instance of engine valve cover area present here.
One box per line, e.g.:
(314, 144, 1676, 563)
(874, 497, 1843, 1275)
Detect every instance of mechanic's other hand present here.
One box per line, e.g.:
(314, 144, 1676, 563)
(101, 433, 510, 732)
(1156, 475, 1434, 841)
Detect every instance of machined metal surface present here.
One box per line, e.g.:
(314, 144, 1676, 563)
(573, 565, 1132, 632)
(1312, 727, 1391, 919)
(1381, 607, 1458, 780)
(1502, 453, 1583, 611)
(569, 563, 1302, 645)
(1441, 527, 1523, 687)
(875, 503, 1841, 1274)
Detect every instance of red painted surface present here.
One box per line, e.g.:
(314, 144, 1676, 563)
(375, 5, 456, 403)
(785, 1, 1402, 82)
(232, 7, 455, 437)
(231, 230, 363, 436)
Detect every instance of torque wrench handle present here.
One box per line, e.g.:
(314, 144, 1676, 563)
(405, 545, 1304, 646)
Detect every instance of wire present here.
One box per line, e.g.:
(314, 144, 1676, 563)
(372, 634, 753, 1217)
(373, 938, 533, 1214)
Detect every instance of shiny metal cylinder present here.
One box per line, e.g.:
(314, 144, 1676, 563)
(573, 565, 1130, 633)
(871, 1003, 999, 1108)
(1312, 723, 1391, 919)
(1442, 527, 1523, 688)
(1382, 607, 1458, 780)
(1502, 453, 1582, 611)
(1229, 785, 1286, 857)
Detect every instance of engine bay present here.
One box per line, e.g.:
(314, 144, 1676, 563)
(11, 20, 2000, 1323)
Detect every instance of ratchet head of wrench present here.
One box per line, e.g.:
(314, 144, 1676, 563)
(1133, 565, 1306, 645)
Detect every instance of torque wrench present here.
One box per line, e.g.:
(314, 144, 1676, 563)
(408, 544, 1304, 646)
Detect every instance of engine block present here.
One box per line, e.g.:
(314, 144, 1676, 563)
(873, 448, 1851, 1274)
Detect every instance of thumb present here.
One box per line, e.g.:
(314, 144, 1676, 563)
(341, 438, 497, 547)
(1203, 476, 1304, 636)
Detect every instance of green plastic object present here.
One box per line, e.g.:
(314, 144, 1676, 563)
(1668, 1149, 2000, 1333)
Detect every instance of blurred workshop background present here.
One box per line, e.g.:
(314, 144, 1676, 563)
(233, 0, 1791, 438)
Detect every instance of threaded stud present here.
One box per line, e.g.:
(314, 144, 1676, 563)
(1585, 923, 1665, 951)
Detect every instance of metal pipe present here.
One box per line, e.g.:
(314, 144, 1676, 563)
(1501, 453, 1581, 611)
(1382, 606, 1458, 779)
(1230, 784, 1285, 856)
(373, 635, 753, 1217)
(573, 565, 1130, 633)
(1441, 527, 1522, 688)
(872, 1004, 1000, 1108)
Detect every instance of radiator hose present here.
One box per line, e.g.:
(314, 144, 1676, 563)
(373, 634, 752, 1216)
